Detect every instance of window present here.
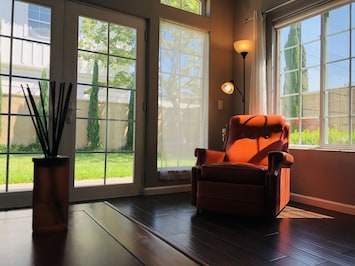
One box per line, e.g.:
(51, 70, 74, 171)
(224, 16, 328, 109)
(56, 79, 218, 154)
(28, 4, 51, 39)
(75, 16, 138, 186)
(0, 1, 51, 192)
(158, 20, 208, 171)
(160, 0, 205, 15)
(277, 2, 355, 147)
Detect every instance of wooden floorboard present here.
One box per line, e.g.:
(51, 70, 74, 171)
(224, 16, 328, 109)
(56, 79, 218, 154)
(108, 192, 355, 266)
(0, 205, 142, 266)
(0, 201, 202, 266)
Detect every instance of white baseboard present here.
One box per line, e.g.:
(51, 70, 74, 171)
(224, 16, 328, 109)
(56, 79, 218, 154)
(144, 184, 191, 196)
(291, 193, 355, 216)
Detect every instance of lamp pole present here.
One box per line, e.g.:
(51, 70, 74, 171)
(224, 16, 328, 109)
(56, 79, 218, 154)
(221, 40, 252, 114)
(240, 51, 248, 115)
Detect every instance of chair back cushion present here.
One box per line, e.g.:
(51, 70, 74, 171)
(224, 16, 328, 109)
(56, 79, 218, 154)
(224, 115, 289, 166)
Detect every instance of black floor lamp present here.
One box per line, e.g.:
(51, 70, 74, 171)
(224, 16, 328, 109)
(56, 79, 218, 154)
(221, 40, 253, 115)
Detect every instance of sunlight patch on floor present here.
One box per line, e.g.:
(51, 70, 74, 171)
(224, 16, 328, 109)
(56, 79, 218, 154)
(277, 205, 334, 219)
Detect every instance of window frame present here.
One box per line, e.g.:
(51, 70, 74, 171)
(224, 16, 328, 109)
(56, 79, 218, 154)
(28, 4, 51, 39)
(0, 0, 146, 208)
(62, 1, 146, 200)
(160, 0, 207, 16)
(0, 0, 63, 208)
(273, 0, 355, 151)
(74, 15, 138, 187)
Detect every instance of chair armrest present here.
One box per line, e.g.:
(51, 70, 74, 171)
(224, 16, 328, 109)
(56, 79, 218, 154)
(266, 151, 294, 220)
(191, 166, 200, 206)
(192, 148, 225, 206)
(268, 151, 294, 172)
(194, 148, 225, 167)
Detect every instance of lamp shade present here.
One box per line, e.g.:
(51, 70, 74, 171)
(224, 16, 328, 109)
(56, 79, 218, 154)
(221, 81, 234, 95)
(233, 40, 253, 54)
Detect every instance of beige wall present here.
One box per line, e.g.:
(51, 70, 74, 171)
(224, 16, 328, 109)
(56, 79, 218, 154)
(0, 94, 130, 149)
(0, 94, 35, 146)
(75, 99, 130, 149)
(1, 94, 201, 155)
(290, 149, 355, 206)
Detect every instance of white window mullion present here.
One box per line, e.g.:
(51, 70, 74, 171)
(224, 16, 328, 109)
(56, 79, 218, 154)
(320, 12, 327, 145)
(349, 3, 353, 145)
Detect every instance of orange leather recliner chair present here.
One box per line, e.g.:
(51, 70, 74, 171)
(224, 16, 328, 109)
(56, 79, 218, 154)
(191, 115, 294, 219)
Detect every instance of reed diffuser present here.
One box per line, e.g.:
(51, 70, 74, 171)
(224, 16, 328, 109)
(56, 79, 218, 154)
(22, 81, 73, 233)
(22, 81, 72, 158)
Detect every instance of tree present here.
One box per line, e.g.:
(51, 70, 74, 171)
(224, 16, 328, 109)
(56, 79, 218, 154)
(161, 0, 201, 14)
(283, 24, 308, 118)
(0, 23, 2, 136)
(37, 69, 49, 146)
(0, 77, 2, 136)
(79, 18, 136, 150)
(125, 77, 134, 150)
(87, 59, 100, 149)
(0, 54, 2, 136)
(159, 23, 204, 113)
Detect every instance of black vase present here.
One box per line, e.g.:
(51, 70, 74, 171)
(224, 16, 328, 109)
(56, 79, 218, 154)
(32, 156, 69, 234)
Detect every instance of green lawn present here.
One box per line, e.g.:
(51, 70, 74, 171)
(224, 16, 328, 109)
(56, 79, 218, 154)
(75, 153, 134, 180)
(0, 153, 134, 184)
(0, 152, 196, 185)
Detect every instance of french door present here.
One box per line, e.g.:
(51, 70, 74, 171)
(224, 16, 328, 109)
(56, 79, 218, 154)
(63, 2, 146, 201)
(0, 0, 145, 208)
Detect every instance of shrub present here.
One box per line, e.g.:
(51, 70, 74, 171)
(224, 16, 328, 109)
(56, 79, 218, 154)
(290, 126, 355, 145)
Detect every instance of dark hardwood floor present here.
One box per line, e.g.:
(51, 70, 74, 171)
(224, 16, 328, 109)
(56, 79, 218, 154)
(0, 201, 200, 266)
(1, 192, 354, 266)
(108, 192, 355, 266)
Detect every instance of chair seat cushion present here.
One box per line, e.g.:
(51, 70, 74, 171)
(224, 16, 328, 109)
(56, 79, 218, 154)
(201, 162, 267, 185)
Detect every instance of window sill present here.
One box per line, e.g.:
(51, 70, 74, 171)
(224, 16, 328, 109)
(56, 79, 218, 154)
(289, 145, 355, 153)
(158, 167, 191, 181)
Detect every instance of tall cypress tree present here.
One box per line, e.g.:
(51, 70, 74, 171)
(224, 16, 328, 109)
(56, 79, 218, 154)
(0, 27, 2, 136)
(284, 24, 300, 118)
(126, 80, 134, 150)
(0, 71, 2, 135)
(0, 63, 2, 136)
(87, 59, 100, 149)
(36, 69, 49, 146)
(284, 24, 308, 118)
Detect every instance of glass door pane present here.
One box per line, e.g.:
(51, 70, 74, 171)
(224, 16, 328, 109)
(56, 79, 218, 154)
(0, 1, 51, 192)
(75, 16, 136, 187)
(64, 4, 145, 193)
